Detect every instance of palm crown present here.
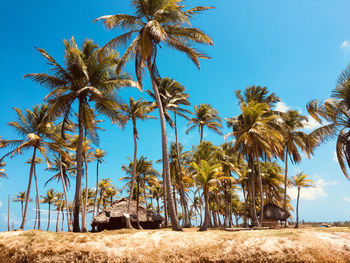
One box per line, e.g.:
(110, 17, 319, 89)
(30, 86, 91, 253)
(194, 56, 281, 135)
(94, 0, 214, 87)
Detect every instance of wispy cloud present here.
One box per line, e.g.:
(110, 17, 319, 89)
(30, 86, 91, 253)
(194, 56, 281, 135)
(344, 197, 350, 203)
(341, 40, 350, 55)
(302, 115, 322, 130)
(289, 178, 338, 201)
(0, 201, 2, 208)
(275, 102, 289, 113)
(275, 101, 321, 130)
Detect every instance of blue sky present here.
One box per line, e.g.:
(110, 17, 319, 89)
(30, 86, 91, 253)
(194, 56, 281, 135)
(1, 0, 350, 231)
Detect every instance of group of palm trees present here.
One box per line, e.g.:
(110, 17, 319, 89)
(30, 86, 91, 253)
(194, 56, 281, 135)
(0, 0, 349, 233)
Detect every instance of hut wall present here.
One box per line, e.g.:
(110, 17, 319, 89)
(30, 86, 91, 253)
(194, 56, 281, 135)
(262, 219, 279, 227)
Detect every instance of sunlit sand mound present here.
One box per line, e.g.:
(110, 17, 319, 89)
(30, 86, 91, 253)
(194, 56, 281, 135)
(0, 227, 349, 263)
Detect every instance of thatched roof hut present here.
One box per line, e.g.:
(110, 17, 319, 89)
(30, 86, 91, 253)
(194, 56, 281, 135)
(91, 198, 163, 231)
(259, 203, 291, 227)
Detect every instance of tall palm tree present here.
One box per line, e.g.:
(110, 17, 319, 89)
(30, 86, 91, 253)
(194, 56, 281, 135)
(92, 149, 107, 218)
(26, 157, 43, 230)
(190, 160, 221, 231)
(186, 104, 222, 143)
(148, 78, 192, 226)
(13, 191, 32, 220)
(95, 0, 214, 231)
(25, 38, 136, 232)
(226, 100, 283, 226)
(307, 64, 350, 180)
(292, 172, 314, 228)
(45, 153, 75, 231)
(281, 110, 313, 223)
(0, 104, 59, 230)
(41, 188, 57, 231)
(121, 97, 155, 228)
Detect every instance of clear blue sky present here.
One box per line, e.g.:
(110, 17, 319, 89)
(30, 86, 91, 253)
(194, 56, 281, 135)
(1, 0, 350, 231)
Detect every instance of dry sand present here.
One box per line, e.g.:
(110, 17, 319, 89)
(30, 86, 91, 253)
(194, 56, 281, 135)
(0, 227, 349, 262)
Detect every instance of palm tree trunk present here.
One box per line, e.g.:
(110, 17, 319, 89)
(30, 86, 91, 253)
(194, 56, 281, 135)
(81, 156, 89, 232)
(56, 202, 61, 232)
(174, 112, 191, 228)
(284, 150, 289, 227)
(295, 187, 300, 228)
(249, 157, 259, 227)
(7, 194, 10, 231)
(73, 100, 84, 232)
(199, 191, 209, 231)
(33, 165, 40, 230)
(126, 120, 138, 229)
(59, 155, 72, 232)
(255, 149, 264, 226)
(47, 203, 51, 231)
(136, 180, 142, 229)
(200, 125, 203, 144)
(147, 60, 182, 231)
(93, 160, 99, 219)
(20, 147, 37, 230)
(62, 209, 64, 231)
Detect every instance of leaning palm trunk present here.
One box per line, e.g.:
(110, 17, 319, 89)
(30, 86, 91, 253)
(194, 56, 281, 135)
(174, 112, 191, 227)
(249, 157, 259, 227)
(283, 150, 289, 227)
(47, 203, 51, 231)
(126, 120, 138, 229)
(73, 101, 84, 232)
(199, 192, 210, 231)
(81, 156, 89, 232)
(56, 198, 62, 232)
(33, 165, 40, 229)
(59, 155, 72, 231)
(92, 160, 99, 219)
(255, 149, 264, 226)
(147, 60, 182, 231)
(295, 187, 300, 228)
(20, 147, 37, 230)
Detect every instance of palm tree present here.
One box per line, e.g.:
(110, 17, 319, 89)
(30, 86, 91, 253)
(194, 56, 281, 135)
(13, 191, 32, 220)
(293, 172, 314, 228)
(54, 193, 63, 232)
(190, 160, 222, 231)
(92, 149, 107, 218)
(25, 38, 136, 232)
(148, 78, 192, 226)
(26, 157, 43, 230)
(186, 104, 222, 143)
(41, 188, 57, 231)
(0, 104, 58, 230)
(281, 110, 313, 223)
(45, 153, 75, 232)
(121, 97, 155, 228)
(95, 0, 214, 231)
(307, 64, 350, 180)
(226, 99, 283, 226)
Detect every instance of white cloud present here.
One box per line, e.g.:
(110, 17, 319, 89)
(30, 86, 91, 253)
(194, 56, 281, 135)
(344, 197, 350, 203)
(0, 201, 2, 208)
(289, 178, 338, 201)
(275, 102, 289, 113)
(341, 40, 350, 55)
(302, 115, 322, 130)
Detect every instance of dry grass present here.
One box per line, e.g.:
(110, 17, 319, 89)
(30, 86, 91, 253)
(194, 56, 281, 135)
(0, 227, 350, 262)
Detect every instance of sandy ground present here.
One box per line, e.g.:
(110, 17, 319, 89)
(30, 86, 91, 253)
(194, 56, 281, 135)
(0, 227, 349, 262)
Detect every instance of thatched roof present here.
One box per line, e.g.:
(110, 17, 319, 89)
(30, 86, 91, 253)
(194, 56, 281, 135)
(260, 203, 291, 221)
(91, 198, 163, 226)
